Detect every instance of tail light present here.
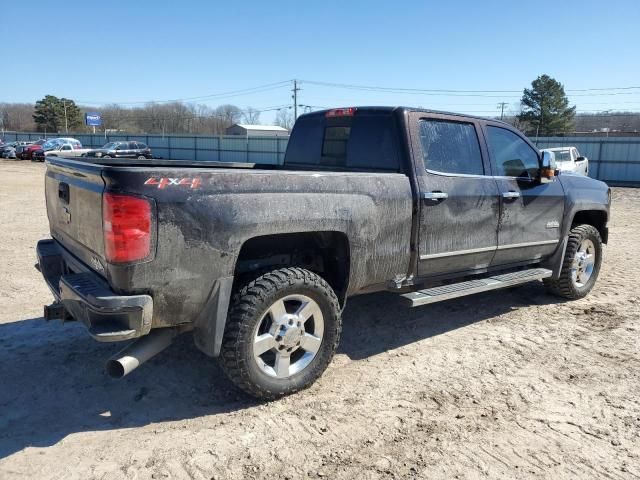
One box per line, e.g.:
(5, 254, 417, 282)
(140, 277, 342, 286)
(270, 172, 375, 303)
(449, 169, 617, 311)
(103, 193, 152, 263)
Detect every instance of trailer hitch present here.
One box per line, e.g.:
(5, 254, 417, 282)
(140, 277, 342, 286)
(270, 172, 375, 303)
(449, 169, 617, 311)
(44, 302, 74, 322)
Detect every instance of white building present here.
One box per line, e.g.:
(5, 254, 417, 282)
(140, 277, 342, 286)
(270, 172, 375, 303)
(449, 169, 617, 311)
(225, 124, 289, 137)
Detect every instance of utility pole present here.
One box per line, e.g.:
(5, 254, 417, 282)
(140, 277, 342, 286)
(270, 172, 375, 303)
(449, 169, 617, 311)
(63, 100, 68, 133)
(497, 102, 508, 120)
(292, 80, 301, 120)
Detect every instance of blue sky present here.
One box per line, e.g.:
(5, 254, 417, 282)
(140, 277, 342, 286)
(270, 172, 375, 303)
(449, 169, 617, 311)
(2, 0, 639, 122)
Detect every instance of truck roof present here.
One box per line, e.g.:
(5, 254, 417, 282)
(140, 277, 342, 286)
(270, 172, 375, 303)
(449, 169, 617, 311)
(302, 106, 513, 127)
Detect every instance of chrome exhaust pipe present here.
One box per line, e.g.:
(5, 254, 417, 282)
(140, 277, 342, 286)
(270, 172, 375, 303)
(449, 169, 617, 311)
(106, 328, 177, 379)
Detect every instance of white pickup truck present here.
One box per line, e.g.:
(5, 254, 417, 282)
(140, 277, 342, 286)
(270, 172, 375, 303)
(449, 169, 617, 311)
(43, 138, 93, 158)
(541, 146, 589, 176)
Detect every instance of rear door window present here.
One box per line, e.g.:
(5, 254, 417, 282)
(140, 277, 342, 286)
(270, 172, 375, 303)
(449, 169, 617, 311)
(418, 119, 484, 175)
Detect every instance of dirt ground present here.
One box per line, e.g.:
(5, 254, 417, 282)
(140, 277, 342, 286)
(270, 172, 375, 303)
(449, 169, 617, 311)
(0, 161, 638, 480)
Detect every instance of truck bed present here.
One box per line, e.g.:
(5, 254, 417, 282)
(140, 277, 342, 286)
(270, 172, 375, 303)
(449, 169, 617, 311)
(43, 156, 414, 342)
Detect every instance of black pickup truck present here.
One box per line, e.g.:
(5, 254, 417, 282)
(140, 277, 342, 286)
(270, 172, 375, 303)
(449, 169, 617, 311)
(37, 107, 611, 399)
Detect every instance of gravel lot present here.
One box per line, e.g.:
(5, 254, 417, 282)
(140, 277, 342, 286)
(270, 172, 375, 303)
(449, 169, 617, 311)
(0, 160, 638, 479)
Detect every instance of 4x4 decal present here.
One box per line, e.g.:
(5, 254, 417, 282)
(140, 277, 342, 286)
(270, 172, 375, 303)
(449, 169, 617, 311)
(144, 177, 201, 189)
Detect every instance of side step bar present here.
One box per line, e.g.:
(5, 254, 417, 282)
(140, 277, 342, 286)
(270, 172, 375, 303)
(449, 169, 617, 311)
(400, 268, 552, 307)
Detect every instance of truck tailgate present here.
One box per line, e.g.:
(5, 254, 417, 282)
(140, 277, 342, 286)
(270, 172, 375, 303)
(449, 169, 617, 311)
(45, 159, 106, 271)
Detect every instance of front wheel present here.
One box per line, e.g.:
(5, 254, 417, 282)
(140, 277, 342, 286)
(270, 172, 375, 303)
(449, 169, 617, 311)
(220, 267, 342, 400)
(544, 224, 603, 299)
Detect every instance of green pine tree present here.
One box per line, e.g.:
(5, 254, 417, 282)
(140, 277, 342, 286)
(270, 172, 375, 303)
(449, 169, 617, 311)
(33, 95, 82, 133)
(518, 75, 576, 135)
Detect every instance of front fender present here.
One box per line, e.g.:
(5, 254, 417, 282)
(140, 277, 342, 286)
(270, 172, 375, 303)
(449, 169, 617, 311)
(559, 174, 610, 239)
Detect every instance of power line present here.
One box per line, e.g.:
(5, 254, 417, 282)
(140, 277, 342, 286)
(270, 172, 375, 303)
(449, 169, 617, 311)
(40, 79, 640, 109)
(66, 79, 640, 106)
(75, 81, 292, 106)
(300, 79, 640, 94)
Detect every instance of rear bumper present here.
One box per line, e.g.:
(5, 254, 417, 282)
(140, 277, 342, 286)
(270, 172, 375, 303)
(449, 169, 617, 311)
(37, 239, 153, 342)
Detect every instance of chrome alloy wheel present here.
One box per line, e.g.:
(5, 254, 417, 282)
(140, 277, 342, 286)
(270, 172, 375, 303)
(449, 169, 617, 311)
(571, 238, 596, 288)
(252, 294, 324, 378)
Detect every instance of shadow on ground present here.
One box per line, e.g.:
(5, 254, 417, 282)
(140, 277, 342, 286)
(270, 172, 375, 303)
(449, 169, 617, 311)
(0, 282, 563, 459)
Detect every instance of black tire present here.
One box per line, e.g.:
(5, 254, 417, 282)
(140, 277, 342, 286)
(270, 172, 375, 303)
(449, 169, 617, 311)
(544, 224, 602, 299)
(220, 267, 341, 400)
(102, 154, 111, 158)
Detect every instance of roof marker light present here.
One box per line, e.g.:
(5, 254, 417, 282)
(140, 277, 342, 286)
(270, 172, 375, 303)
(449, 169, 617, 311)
(325, 107, 356, 117)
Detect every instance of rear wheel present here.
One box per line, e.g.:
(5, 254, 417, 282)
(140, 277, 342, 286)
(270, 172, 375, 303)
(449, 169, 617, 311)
(102, 155, 112, 158)
(544, 224, 602, 299)
(137, 155, 146, 160)
(220, 267, 341, 400)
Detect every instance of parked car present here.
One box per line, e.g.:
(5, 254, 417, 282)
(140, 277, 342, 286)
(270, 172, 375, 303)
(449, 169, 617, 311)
(42, 138, 92, 158)
(36, 106, 610, 399)
(84, 141, 152, 159)
(14, 143, 31, 159)
(19, 139, 47, 160)
(32, 149, 46, 162)
(541, 147, 589, 176)
(0, 145, 17, 159)
(8, 141, 30, 158)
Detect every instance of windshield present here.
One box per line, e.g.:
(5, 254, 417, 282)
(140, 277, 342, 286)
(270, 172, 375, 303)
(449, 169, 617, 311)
(102, 142, 118, 149)
(43, 140, 60, 151)
(553, 150, 572, 162)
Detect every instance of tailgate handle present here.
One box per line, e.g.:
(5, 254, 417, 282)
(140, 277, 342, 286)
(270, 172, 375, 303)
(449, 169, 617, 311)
(58, 182, 70, 203)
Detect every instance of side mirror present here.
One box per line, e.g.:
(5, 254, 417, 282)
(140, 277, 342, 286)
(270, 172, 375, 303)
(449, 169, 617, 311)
(576, 156, 586, 162)
(540, 151, 557, 184)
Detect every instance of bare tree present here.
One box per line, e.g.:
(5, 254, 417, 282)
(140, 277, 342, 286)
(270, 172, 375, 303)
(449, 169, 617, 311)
(242, 107, 260, 125)
(274, 108, 294, 130)
(0, 100, 297, 135)
(215, 104, 242, 125)
(0, 102, 37, 131)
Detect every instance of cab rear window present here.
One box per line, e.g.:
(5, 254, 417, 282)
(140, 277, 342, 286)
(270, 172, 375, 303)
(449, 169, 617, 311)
(284, 112, 401, 172)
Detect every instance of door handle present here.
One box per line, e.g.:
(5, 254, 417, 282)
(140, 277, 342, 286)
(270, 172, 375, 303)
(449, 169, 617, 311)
(423, 191, 448, 201)
(502, 191, 521, 199)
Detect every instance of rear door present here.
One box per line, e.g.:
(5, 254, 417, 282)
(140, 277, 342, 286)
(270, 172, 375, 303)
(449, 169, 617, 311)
(410, 113, 501, 277)
(483, 123, 565, 266)
(115, 142, 130, 158)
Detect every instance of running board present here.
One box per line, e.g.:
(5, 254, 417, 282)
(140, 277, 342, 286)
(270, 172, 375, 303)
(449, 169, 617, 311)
(400, 268, 552, 307)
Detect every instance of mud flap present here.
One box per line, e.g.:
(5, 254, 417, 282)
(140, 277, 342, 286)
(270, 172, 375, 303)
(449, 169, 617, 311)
(193, 276, 234, 357)
(540, 236, 569, 280)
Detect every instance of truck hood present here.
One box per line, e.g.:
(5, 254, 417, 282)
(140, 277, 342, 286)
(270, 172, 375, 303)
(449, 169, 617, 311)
(558, 172, 609, 204)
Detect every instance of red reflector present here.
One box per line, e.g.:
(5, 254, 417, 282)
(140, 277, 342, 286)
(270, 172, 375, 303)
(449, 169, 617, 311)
(325, 107, 356, 117)
(103, 193, 152, 263)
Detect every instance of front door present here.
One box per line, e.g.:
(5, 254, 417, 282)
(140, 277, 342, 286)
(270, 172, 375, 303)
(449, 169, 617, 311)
(413, 115, 500, 277)
(483, 124, 565, 266)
